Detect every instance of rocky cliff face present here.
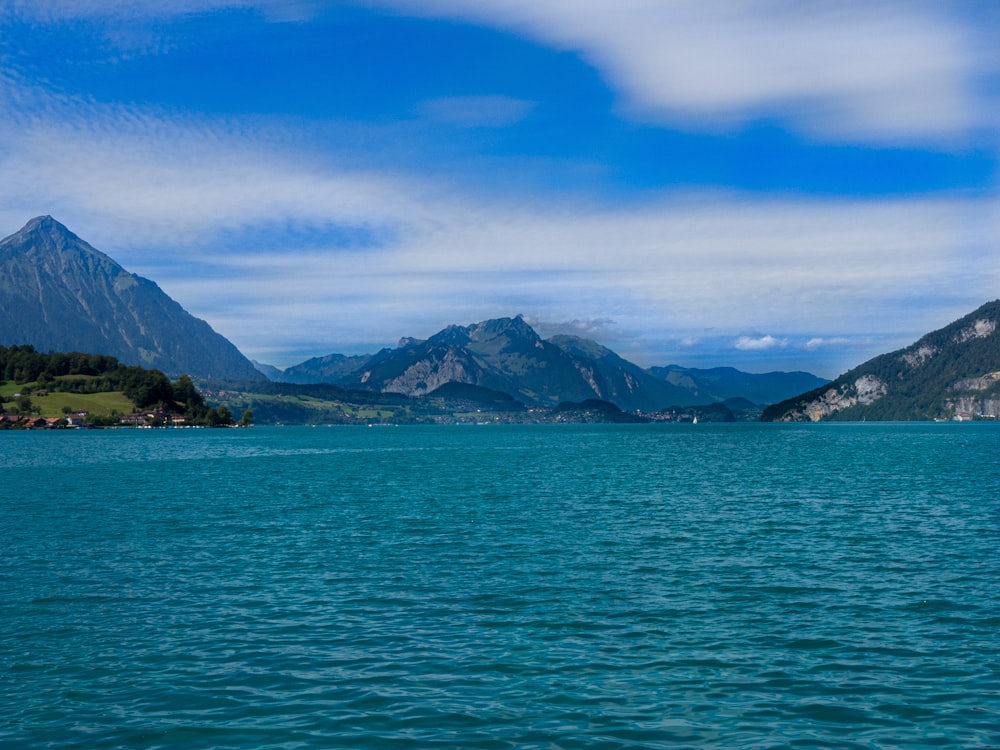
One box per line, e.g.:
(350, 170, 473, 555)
(944, 369, 1000, 418)
(352, 317, 598, 406)
(763, 300, 1000, 421)
(777, 374, 888, 422)
(546, 334, 689, 411)
(376, 346, 481, 397)
(0, 217, 264, 381)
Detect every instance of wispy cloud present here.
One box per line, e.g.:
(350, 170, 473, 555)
(0, 77, 996, 370)
(419, 95, 534, 128)
(141, 186, 997, 369)
(1, 5, 997, 376)
(0, 79, 420, 249)
(526, 317, 620, 342)
(1, 0, 309, 22)
(804, 336, 859, 350)
(15, 1, 992, 144)
(375, 0, 995, 143)
(0, 0, 321, 60)
(734, 335, 788, 352)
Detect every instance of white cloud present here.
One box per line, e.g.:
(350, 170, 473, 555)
(804, 336, 857, 350)
(0, 74, 997, 370)
(373, 0, 992, 143)
(419, 95, 534, 128)
(734, 335, 788, 351)
(0, 0, 321, 60)
(10, 0, 995, 144)
(0, 80, 425, 252)
(526, 317, 620, 342)
(1, 0, 310, 22)
(138, 185, 997, 368)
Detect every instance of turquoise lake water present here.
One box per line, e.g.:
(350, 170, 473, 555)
(2, 423, 998, 749)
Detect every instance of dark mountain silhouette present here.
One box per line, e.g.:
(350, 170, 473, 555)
(0, 216, 263, 381)
(762, 300, 1000, 421)
(251, 360, 285, 380)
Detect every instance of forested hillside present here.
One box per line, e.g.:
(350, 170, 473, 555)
(762, 300, 1000, 421)
(0, 345, 245, 426)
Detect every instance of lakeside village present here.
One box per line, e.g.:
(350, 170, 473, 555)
(0, 407, 252, 430)
(0, 347, 253, 429)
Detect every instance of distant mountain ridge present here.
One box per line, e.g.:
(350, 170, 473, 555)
(280, 352, 373, 385)
(0, 216, 263, 381)
(273, 315, 828, 412)
(648, 364, 829, 406)
(762, 300, 1000, 421)
(351, 315, 686, 410)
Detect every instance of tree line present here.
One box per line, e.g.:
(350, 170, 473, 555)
(0, 345, 251, 426)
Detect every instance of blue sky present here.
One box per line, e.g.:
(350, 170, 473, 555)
(1, 0, 997, 377)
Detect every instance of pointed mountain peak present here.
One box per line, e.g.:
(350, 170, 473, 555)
(424, 315, 541, 348)
(2, 215, 118, 267)
(24, 214, 57, 228)
(19, 215, 76, 239)
(468, 315, 540, 343)
(0, 216, 264, 381)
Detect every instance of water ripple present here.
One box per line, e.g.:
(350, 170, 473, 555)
(3, 424, 999, 748)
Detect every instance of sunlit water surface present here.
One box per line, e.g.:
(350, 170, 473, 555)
(2, 423, 998, 748)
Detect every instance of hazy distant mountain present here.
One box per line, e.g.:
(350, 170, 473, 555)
(762, 300, 1000, 421)
(0, 216, 264, 381)
(278, 315, 824, 411)
(251, 360, 286, 380)
(649, 365, 829, 406)
(281, 352, 373, 384)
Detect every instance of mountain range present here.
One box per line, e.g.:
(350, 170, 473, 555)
(762, 299, 1000, 421)
(271, 316, 828, 411)
(12, 215, 992, 421)
(0, 217, 263, 381)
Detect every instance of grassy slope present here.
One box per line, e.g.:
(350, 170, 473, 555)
(32, 391, 135, 418)
(1, 378, 135, 418)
